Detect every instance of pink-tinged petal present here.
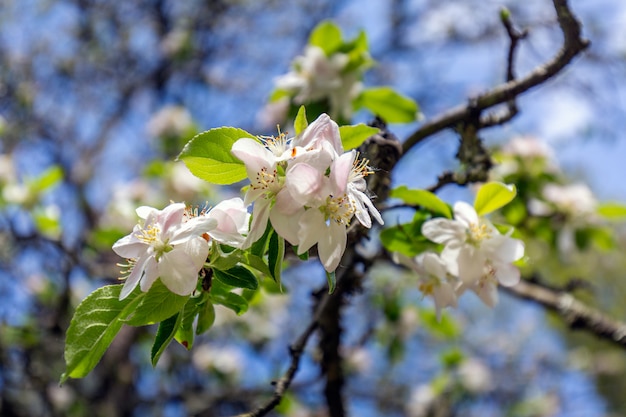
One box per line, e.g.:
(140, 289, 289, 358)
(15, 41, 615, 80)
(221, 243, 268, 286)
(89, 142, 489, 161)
(159, 202, 186, 234)
(112, 230, 147, 259)
(242, 198, 271, 249)
(329, 151, 355, 195)
(274, 188, 304, 215)
(317, 221, 347, 272)
(453, 201, 478, 228)
(231, 138, 275, 176)
(139, 257, 159, 292)
(209, 198, 250, 233)
(119, 253, 151, 300)
(433, 282, 458, 320)
(421, 218, 465, 245)
(297, 209, 326, 254)
(296, 113, 343, 154)
(472, 281, 498, 308)
(172, 216, 217, 244)
(285, 163, 326, 207)
(494, 262, 520, 287)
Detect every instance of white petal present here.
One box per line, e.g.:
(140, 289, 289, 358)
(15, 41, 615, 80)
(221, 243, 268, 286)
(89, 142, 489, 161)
(158, 244, 206, 296)
(453, 201, 478, 228)
(472, 281, 498, 308)
(119, 253, 151, 300)
(422, 218, 465, 245)
(139, 257, 159, 292)
(456, 247, 485, 284)
(487, 235, 525, 263)
(242, 198, 271, 249)
(494, 262, 520, 287)
(270, 207, 303, 245)
(317, 221, 347, 272)
(297, 209, 326, 254)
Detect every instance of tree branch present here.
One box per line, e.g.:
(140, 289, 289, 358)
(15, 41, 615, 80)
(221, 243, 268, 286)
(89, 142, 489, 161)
(402, 0, 589, 153)
(504, 279, 626, 348)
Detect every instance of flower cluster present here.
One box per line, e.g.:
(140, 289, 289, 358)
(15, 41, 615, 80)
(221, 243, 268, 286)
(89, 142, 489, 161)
(112, 113, 383, 300)
(232, 113, 383, 272)
(396, 202, 524, 318)
(113, 198, 250, 299)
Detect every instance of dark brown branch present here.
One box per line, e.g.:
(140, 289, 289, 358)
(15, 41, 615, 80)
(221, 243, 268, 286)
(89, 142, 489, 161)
(503, 279, 626, 348)
(402, 0, 589, 153)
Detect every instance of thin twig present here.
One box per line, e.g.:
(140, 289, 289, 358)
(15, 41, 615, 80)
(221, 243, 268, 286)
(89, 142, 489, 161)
(403, 0, 589, 152)
(504, 279, 626, 348)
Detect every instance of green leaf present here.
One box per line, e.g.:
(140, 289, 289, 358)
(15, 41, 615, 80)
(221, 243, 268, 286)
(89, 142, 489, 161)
(339, 124, 379, 150)
(390, 186, 452, 218)
(242, 252, 273, 278)
(356, 87, 418, 123)
(309, 21, 343, 56)
(213, 265, 259, 290)
(268, 231, 284, 287)
(474, 181, 517, 216)
(125, 280, 190, 326)
(250, 223, 273, 257)
(326, 270, 336, 294)
(294, 106, 308, 135)
(196, 301, 216, 335)
(151, 312, 183, 367)
(210, 285, 249, 315)
(175, 296, 203, 349)
(597, 202, 626, 220)
(62, 285, 143, 382)
(177, 127, 255, 185)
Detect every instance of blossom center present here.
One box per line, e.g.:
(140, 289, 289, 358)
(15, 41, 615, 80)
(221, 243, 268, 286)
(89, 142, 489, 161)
(260, 131, 290, 157)
(468, 222, 491, 245)
(136, 224, 172, 259)
(325, 194, 355, 225)
(349, 154, 373, 183)
(252, 167, 280, 192)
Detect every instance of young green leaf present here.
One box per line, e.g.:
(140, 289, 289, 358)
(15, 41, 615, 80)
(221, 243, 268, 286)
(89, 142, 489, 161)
(177, 127, 255, 185)
(125, 280, 190, 326)
(213, 265, 259, 290)
(474, 182, 517, 216)
(242, 252, 273, 278)
(597, 202, 626, 220)
(390, 186, 452, 218)
(62, 285, 143, 382)
(309, 21, 343, 56)
(151, 312, 183, 366)
(268, 231, 284, 287)
(31, 165, 63, 193)
(294, 106, 308, 135)
(196, 301, 216, 335)
(357, 87, 418, 123)
(174, 296, 203, 350)
(339, 124, 379, 150)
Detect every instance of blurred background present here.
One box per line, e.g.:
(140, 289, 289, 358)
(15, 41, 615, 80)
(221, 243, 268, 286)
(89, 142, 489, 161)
(1, 0, 626, 416)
